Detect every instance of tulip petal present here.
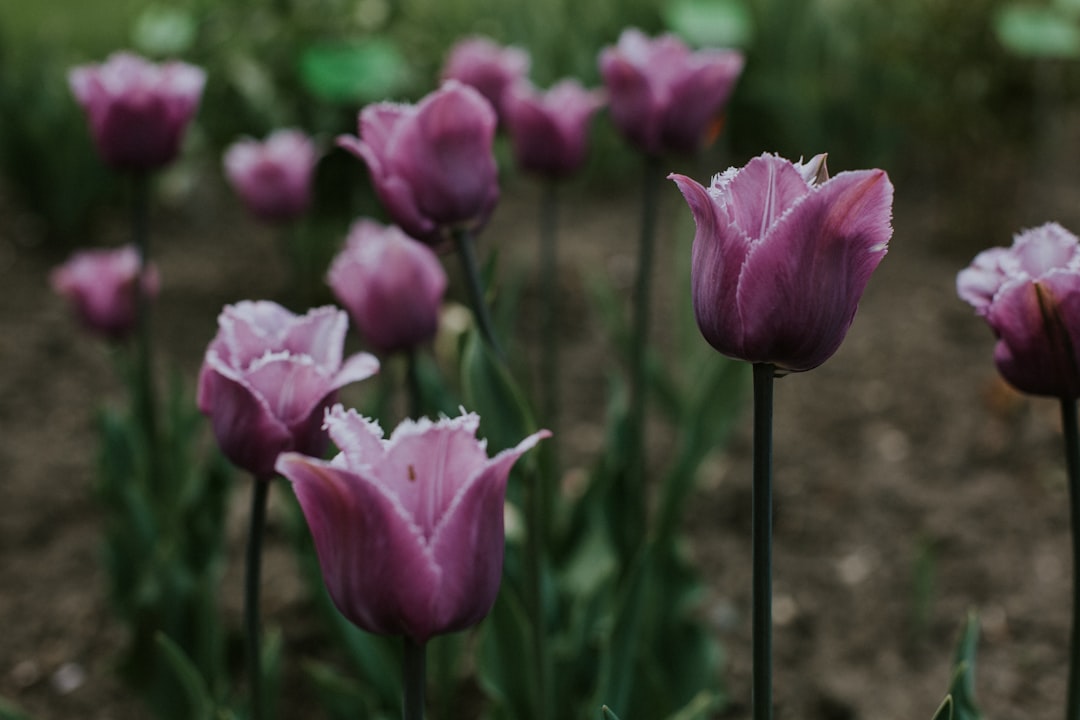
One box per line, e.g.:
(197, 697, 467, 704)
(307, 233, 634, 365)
(428, 428, 551, 634)
(243, 353, 334, 426)
(723, 154, 812, 241)
(661, 51, 743, 155)
(199, 358, 293, 477)
(279, 306, 348, 370)
(323, 405, 386, 469)
(957, 247, 1012, 315)
(670, 172, 752, 358)
(737, 168, 893, 371)
(989, 272, 1080, 397)
(277, 454, 441, 642)
(333, 352, 381, 391)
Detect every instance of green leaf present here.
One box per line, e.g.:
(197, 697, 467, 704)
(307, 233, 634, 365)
(664, 690, 720, 720)
(932, 697, 954, 720)
(994, 4, 1080, 59)
(948, 612, 981, 720)
(602, 706, 622, 720)
(298, 39, 411, 105)
(460, 328, 537, 453)
(154, 633, 216, 719)
(664, 0, 753, 48)
(0, 697, 35, 720)
(478, 584, 537, 720)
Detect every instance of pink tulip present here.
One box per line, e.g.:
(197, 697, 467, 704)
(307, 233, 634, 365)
(276, 405, 549, 643)
(197, 302, 379, 478)
(670, 153, 893, 372)
(503, 79, 605, 179)
(958, 222, 1080, 397)
(327, 219, 448, 355)
(441, 36, 530, 123)
(223, 129, 318, 223)
(337, 81, 499, 246)
(50, 245, 160, 342)
(599, 28, 743, 157)
(69, 51, 205, 172)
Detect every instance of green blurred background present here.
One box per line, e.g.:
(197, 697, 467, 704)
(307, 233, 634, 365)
(0, 0, 1076, 247)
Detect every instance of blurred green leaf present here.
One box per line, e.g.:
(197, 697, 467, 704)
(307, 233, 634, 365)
(155, 633, 216, 719)
(949, 613, 982, 720)
(479, 584, 537, 720)
(0, 697, 34, 720)
(1058, 0, 1080, 17)
(461, 328, 537, 453)
(665, 690, 720, 720)
(132, 5, 197, 57)
(932, 697, 954, 720)
(995, 4, 1080, 58)
(298, 39, 411, 105)
(602, 706, 622, 720)
(664, 0, 753, 48)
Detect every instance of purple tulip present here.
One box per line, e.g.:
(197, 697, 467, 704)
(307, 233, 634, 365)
(50, 245, 160, 342)
(669, 153, 893, 372)
(599, 28, 743, 157)
(441, 36, 530, 123)
(337, 81, 500, 246)
(197, 302, 379, 478)
(68, 51, 205, 172)
(502, 79, 605, 179)
(327, 219, 448, 355)
(223, 129, 318, 223)
(276, 405, 549, 643)
(958, 222, 1080, 397)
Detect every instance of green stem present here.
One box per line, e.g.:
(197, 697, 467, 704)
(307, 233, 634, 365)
(621, 156, 661, 556)
(406, 349, 424, 420)
(245, 477, 271, 720)
(1063, 397, 1080, 720)
(524, 462, 551, 720)
(403, 638, 427, 720)
(131, 172, 158, 464)
(540, 180, 560, 455)
(752, 363, 774, 720)
(453, 227, 504, 360)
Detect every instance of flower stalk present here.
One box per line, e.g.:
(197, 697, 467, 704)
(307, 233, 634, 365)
(453, 227, 504, 359)
(752, 362, 775, 720)
(540, 180, 560, 458)
(245, 477, 271, 720)
(131, 172, 158, 456)
(1064, 397, 1080, 720)
(403, 638, 427, 720)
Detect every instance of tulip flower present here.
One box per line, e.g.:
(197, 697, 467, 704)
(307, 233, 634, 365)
(669, 153, 893, 372)
(276, 405, 549, 644)
(503, 79, 605, 179)
(337, 80, 499, 246)
(958, 222, 1080, 397)
(599, 28, 743, 157)
(197, 301, 379, 479)
(68, 51, 205, 172)
(223, 129, 319, 223)
(327, 219, 448, 355)
(441, 36, 530, 123)
(50, 245, 160, 342)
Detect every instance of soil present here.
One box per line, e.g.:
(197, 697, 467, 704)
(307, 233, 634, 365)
(2, 135, 1080, 720)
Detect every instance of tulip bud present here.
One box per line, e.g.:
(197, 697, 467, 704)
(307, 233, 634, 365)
(197, 302, 379, 478)
(337, 81, 500, 246)
(958, 222, 1080, 397)
(276, 405, 549, 644)
(441, 36, 530, 124)
(670, 153, 893, 372)
(503, 79, 605, 179)
(68, 52, 205, 172)
(223, 129, 318, 223)
(50, 245, 159, 342)
(327, 219, 448, 355)
(599, 28, 743, 157)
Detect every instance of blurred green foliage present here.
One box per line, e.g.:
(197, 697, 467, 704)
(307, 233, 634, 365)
(0, 0, 1063, 247)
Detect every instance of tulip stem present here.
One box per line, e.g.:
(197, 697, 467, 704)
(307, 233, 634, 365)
(131, 172, 158, 463)
(622, 156, 661, 556)
(406, 349, 424, 419)
(245, 477, 271, 720)
(540, 180, 561, 472)
(1063, 397, 1080, 720)
(403, 638, 427, 720)
(453, 228, 505, 360)
(752, 363, 775, 720)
